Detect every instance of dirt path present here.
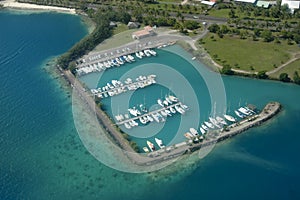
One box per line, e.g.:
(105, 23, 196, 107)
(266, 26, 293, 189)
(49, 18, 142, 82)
(266, 53, 300, 75)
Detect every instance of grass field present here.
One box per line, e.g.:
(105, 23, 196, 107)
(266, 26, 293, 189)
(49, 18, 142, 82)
(270, 59, 300, 80)
(201, 33, 299, 72)
(94, 28, 136, 51)
(208, 9, 230, 18)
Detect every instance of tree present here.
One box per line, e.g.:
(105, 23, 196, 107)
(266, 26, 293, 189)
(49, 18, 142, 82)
(257, 71, 268, 79)
(279, 73, 291, 82)
(261, 30, 274, 42)
(221, 65, 234, 75)
(208, 23, 220, 33)
(293, 71, 300, 84)
(183, 20, 199, 30)
(229, 9, 236, 18)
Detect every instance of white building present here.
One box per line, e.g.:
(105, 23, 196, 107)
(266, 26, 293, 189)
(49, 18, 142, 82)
(281, 0, 300, 13)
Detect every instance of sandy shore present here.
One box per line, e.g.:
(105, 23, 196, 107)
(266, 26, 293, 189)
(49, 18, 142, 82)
(1, 0, 76, 14)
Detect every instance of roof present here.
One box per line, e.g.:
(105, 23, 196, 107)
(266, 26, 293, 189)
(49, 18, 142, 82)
(200, 0, 216, 6)
(281, 0, 300, 9)
(234, 0, 257, 3)
(132, 30, 150, 37)
(127, 22, 140, 28)
(256, 0, 270, 7)
(144, 25, 153, 32)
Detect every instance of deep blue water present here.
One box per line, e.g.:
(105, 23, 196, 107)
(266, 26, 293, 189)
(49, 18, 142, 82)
(1, 10, 300, 200)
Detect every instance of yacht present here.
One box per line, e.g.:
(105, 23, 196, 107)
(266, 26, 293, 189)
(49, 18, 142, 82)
(201, 124, 208, 131)
(164, 109, 172, 116)
(204, 121, 214, 129)
(127, 54, 135, 62)
(144, 50, 151, 57)
(147, 115, 153, 122)
(165, 97, 173, 104)
(224, 114, 236, 122)
(209, 117, 221, 128)
(147, 141, 155, 152)
(175, 105, 185, 114)
(245, 106, 256, 114)
(139, 51, 145, 57)
(131, 120, 138, 126)
(149, 49, 157, 56)
(124, 122, 131, 129)
(135, 52, 142, 59)
(180, 103, 189, 110)
(238, 107, 251, 116)
(216, 116, 227, 125)
(163, 100, 169, 106)
(199, 127, 206, 135)
(143, 147, 149, 153)
(235, 110, 245, 118)
(184, 132, 194, 140)
(189, 128, 199, 137)
(155, 138, 165, 149)
(139, 116, 148, 124)
(168, 95, 178, 102)
(157, 99, 164, 107)
(170, 107, 176, 114)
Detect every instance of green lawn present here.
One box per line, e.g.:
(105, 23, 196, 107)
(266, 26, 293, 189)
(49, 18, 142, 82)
(270, 59, 300, 80)
(94, 28, 137, 51)
(201, 33, 299, 72)
(112, 23, 129, 35)
(208, 9, 230, 18)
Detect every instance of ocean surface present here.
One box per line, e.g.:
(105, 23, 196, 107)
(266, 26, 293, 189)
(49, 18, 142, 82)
(1, 10, 300, 200)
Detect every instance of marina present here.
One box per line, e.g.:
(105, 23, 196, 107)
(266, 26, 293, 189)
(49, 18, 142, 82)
(61, 46, 282, 167)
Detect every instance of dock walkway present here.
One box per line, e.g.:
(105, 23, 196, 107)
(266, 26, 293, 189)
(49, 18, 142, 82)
(116, 102, 182, 125)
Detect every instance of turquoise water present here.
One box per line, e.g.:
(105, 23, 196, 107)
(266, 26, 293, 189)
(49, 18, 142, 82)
(1, 10, 300, 200)
(80, 46, 228, 149)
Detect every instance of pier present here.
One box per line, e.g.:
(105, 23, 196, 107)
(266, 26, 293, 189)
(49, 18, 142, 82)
(116, 102, 183, 125)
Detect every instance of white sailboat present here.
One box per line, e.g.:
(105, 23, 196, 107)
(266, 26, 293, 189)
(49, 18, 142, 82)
(147, 141, 155, 152)
(143, 147, 149, 153)
(155, 138, 165, 149)
(199, 127, 206, 135)
(224, 114, 236, 122)
(201, 124, 208, 131)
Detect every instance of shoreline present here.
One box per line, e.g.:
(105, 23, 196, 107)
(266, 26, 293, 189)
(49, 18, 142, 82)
(0, 0, 76, 14)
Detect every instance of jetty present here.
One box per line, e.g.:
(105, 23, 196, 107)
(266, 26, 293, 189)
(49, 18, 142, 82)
(60, 68, 281, 166)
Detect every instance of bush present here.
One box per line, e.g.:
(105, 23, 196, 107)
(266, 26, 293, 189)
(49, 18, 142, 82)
(293, 71, 300, 84)
(279, 73, 291, 82)
(221, 65, 234, 75)
(257, 71, 268, 79)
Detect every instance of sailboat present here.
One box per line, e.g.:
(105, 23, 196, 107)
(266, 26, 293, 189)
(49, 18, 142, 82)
(155, 138, 165, 149)
(147, 141, 155, 152)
